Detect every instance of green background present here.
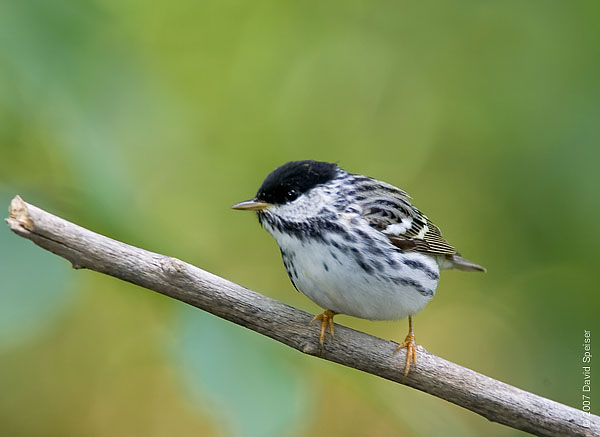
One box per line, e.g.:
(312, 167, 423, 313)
(1, 1, 599, 436)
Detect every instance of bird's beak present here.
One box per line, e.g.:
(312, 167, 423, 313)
(231, 199, 271, 211)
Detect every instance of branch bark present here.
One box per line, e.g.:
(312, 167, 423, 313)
(5, 195, 599, 437)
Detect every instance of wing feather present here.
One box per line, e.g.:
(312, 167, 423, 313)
(354, 178, 456, 256)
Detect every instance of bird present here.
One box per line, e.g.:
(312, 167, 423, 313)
(232, 160, 485, 375)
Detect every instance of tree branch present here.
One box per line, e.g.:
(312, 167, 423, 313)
(5, 195, 598, 437)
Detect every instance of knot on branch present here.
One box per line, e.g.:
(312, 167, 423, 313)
(161, 256, 188, 276)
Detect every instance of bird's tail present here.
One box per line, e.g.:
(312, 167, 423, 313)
(450, 254, 486, 272)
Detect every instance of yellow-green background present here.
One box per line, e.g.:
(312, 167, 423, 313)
(1, 1, 598, 436)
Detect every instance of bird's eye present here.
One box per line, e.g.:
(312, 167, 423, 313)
(286, 190, 298, 201)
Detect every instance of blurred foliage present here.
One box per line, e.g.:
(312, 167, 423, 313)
(1, 0, 599, 436)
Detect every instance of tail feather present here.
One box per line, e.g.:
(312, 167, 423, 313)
(450, 254, 486, 272)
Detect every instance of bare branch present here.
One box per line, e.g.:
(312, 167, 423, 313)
(5, 196, 599, 437)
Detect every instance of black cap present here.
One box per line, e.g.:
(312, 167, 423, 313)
(256, 160, 338, 205)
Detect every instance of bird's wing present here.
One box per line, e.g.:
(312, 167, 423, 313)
(355, 179, 456, 256)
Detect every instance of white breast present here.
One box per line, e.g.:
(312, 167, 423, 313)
(264, 220, 440, 321)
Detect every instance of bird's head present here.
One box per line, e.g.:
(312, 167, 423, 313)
(232, 160, 339, 218)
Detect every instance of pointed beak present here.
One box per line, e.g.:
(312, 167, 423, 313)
(231, 199, 271, 211)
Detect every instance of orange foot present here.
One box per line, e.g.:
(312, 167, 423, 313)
(311, 310, 336, 346)
(395, 315, 417, 376)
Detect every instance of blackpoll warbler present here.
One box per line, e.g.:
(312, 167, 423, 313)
(233, 160, 485, 375)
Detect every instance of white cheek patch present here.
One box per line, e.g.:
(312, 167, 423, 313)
(270, 186, 338, 220)
(385, 218, 413, 235)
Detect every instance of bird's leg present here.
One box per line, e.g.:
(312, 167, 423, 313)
(311, 310, 336, 346)
(395, 315, 417, 376)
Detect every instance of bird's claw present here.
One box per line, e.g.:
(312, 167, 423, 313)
(311, 310, 335, 346)
(395, 331, 417, 376)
